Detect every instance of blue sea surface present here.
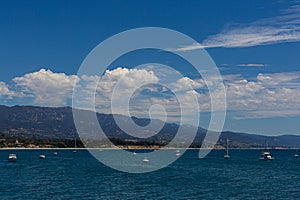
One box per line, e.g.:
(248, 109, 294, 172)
(0, 149, 299, 199)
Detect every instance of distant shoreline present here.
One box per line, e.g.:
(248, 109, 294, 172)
(0, 147, 297, 150)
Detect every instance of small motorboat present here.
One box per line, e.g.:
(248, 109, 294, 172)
(259, 151, 274, 160)
(294, 153, 299, 158)
(39, 154, 46, 159)
(53, 152, 58, 155)
(143, 157, 149, 163)
(293, 149, 299, 158)
(8, 154, 17, 162)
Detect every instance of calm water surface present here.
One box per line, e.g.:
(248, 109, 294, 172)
(0, 149, 299, 199)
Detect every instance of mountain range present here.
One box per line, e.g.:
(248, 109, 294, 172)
(0, 105, 299, 148)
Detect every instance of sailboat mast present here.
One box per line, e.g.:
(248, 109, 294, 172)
(73, 138, 77, 153)
(226, 137, 229, 156)
(224, 137, 230, 159)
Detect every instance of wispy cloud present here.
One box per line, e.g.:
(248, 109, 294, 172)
(234, 109, 300, 120)
(175, 3, 300, 50)
(236, 63, 266, 67)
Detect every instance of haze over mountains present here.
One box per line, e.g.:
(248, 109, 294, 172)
(0, 105, 299, 148)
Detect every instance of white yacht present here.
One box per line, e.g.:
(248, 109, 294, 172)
(8, 154, 17, 162)
(143, 157, 149, 163)
(259, 151, 274, 160)
(260, 142, 274, 160)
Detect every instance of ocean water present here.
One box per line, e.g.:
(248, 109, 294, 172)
(0, 149, 299, 200)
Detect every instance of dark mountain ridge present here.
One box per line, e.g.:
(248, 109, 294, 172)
(0, 105, 299, 148)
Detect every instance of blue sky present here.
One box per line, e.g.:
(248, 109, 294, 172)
(0, 0, 300, 136)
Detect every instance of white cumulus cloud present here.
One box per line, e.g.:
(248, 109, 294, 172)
(0, 81, 16, 98)
(171, 77, 205, 92)
(224, 71, 300, 118)
(1, 67, 300, 121)
(13, 69, 80, 106)
(73, 67, 160, 114)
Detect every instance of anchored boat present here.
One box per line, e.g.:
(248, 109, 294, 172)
(8, 154, 17, 162)
(224, 137, 230, 159)
(259, 151, 274, 160)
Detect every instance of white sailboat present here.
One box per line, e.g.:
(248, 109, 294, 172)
(294, 149, 299, 158)
(142, 143, 149, 162)
(224, 137, 230, 159)
(73, 138, 77, 153)
(175, 149, 180, 156)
